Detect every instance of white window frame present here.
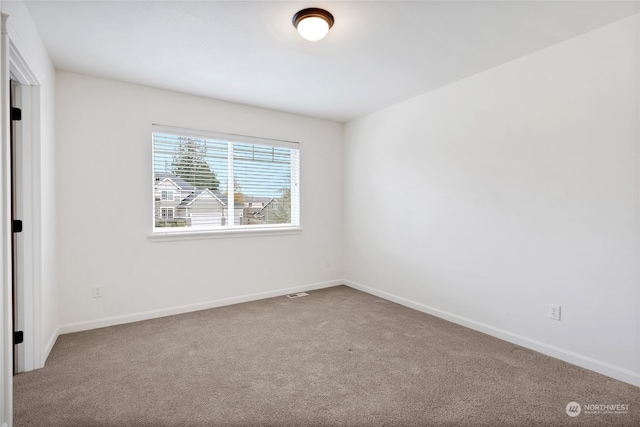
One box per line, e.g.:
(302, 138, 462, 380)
(150, 125, 302, 241)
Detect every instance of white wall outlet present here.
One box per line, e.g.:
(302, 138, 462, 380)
(325, 258, 331, 268)
(549, 304, 561, 321)
(92, 286, 103, 298)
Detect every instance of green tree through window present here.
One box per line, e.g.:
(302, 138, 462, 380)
(171, 137, 220, 190)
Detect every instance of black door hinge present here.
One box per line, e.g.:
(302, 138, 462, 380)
(14, 331, 23, 345)
(13, 220, 22, 233)
(11, 107, 21, 121)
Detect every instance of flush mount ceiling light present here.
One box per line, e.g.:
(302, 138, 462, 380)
(292, 8, 334, 41)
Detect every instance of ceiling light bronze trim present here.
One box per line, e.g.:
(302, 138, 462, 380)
(292, 8, 335, 30)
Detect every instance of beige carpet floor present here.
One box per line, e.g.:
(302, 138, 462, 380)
(13, 285, 640, 426)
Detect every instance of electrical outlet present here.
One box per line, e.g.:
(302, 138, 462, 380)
(549, 304, 561, 321)
(325, 258, 331, 268)
(92, 286, 103, 298)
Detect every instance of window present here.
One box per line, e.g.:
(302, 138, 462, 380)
(152, 125, 300, 234)
(161, 207, 174, 219)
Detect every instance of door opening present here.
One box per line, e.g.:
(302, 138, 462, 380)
(10, 79, 24, 375)
(10, 79, 17, 374)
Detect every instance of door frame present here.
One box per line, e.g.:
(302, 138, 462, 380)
(8, 36, 42, 375)
(2, 12, 43, 425)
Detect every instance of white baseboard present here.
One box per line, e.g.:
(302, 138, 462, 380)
(58, 280, 341, 335)
(42, 326, 60, 367)
(344, 279, 640, 388)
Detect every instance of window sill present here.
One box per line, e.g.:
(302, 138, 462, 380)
(148, 226, 303, 242)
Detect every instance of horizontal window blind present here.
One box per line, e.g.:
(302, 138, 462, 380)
(152, 125, 300, 233)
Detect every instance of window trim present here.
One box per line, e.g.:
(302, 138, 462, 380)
(150, 124, 301, 239)
(148, 225, 303, 241)
(152, 124, 300, 151)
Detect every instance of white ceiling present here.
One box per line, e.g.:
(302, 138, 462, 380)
(23, 1, 639, 123)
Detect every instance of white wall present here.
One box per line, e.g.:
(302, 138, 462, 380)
(55, 71, 343, 330)
(344, 15, 640, 386)
(1, 0, 57, 366)
(0, 5, 9, 424)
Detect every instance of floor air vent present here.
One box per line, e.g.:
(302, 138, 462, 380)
(286, 292, 309, 299)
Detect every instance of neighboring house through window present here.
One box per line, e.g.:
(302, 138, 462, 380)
(152, 125, 300, 234)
